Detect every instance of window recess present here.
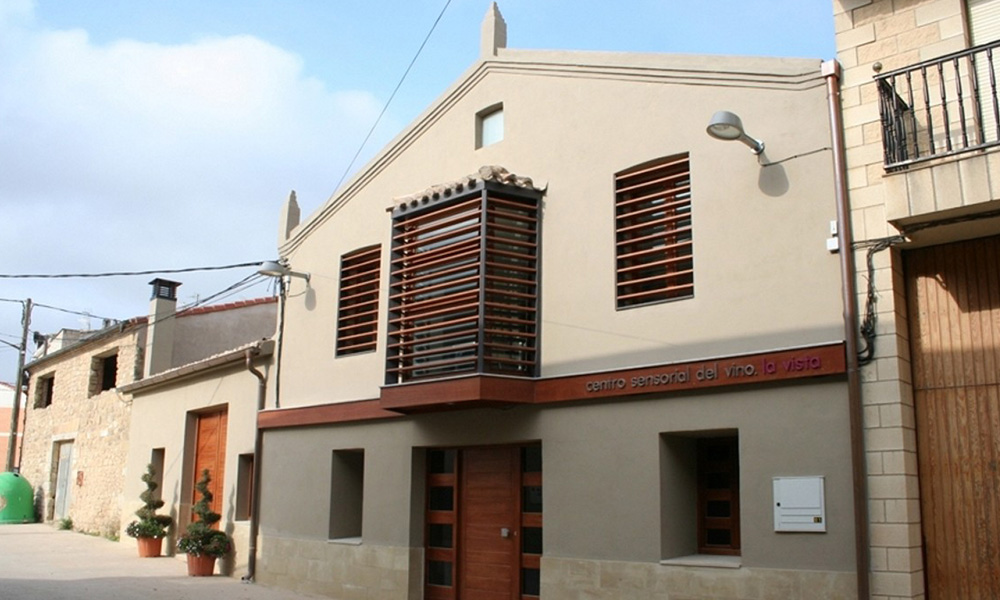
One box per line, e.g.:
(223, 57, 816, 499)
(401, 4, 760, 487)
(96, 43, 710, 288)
(386, 174, 542, 385)
(89, 351, 119, 395)
(329, 449, 365, 540)
(35, 374, 55, 408)
(660, 431, 740, 560)
(615, 154, 693, 309)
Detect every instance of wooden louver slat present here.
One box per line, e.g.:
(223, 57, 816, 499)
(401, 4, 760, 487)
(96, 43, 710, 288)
(615, 154, 693, 309)
(336, 245, 382, 356)
(386, 187, 540, 384)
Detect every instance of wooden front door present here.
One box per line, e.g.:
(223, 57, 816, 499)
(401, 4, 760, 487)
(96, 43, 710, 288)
(193, 409, 227, 520)
(53, 441, 73, 520)
(459, 446, 518, 600)
(906, 235, 1000, 599)
(426, 445, 541, 600)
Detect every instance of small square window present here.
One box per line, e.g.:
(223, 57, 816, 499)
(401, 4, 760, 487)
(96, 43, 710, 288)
(476, 104, 504, 148)
(34, 374, 55, 408)
(89, 351, 119, 396)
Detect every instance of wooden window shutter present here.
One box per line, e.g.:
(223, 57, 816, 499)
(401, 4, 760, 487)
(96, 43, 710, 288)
(336, 244, 382, 356)
(615, 154, 693, 308)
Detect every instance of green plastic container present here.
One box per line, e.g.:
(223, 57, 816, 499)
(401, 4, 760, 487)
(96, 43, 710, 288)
(0, 472, 34, 524)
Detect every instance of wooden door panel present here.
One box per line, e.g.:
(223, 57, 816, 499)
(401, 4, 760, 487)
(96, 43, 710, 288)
(193, 410, 227, 524)
(427, 445, 536, 600)
(906, 236, 1000, 599)
(54, 442, 73, 520)
(459, 446, 518, 600)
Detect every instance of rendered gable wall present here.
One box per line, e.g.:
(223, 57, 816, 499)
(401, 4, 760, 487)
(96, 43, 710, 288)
(255, 23, 858, 599)
(275, 50, 845, 408)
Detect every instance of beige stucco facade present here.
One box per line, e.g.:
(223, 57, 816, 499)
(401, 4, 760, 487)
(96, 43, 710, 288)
(258, 384, 858, 599)
(120, 341, 273, 575)
(834, 1, 1000, 598)
(276, 54, 846, 404)
(254, 7, 859, 599)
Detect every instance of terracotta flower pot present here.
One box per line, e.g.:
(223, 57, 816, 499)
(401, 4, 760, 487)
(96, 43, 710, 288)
(136, 536, 163, 558)
(186, 553, 217, 576)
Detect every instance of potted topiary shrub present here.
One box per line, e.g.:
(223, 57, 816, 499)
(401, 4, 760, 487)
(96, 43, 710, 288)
(125, 463, 173, 557)
(177, 469, 231, 576)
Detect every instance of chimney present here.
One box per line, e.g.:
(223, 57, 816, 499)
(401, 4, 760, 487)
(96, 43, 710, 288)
(480, 2, 507, 58)
(144, 279, 180, 377)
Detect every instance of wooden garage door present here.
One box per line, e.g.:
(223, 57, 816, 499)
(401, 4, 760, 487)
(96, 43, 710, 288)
(906, 235, 1000, 599)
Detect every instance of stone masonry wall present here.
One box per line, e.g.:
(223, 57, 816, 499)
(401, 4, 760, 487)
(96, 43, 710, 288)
(256, 535, 420, 599)
(20, 330, 142, 537)
(833, 1, 992, 599)
(541, 557, 857, 600)
(256, 534, 856, 600)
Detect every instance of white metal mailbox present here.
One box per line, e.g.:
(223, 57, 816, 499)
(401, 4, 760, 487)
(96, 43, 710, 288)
(773, 476, 826, 533)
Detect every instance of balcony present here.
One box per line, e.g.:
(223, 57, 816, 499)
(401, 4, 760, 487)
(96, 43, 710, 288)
(876, 40, 1000, 171)
(381, 169, 544, 411)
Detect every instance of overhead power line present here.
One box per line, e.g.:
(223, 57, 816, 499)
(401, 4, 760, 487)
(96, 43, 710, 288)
(78, 274, 273, 353)
(0, 261, 261, 280)
(33, 302, 116, 322)
(334, 0, 453, 191)
(20, 274, 271, 356)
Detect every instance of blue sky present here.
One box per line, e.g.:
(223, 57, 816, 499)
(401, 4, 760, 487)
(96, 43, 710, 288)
(0, 0, 835, 378)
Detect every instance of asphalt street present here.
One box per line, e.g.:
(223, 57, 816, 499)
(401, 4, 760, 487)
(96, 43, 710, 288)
(0, 524, 325, 600)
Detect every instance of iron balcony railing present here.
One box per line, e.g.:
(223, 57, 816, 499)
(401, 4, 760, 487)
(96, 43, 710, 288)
(876, 39, 1000, 171)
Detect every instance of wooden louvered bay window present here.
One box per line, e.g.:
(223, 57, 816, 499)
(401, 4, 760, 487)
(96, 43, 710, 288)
(336, 244, 382, 356)
(615, 154, 693, 309)
(386, 182, 541, 384)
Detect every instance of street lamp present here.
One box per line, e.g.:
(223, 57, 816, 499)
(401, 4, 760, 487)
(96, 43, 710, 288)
(706, 110, 765, 155)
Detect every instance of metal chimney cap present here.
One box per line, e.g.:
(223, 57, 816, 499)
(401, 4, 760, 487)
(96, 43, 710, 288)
(148, 278, 181, 301)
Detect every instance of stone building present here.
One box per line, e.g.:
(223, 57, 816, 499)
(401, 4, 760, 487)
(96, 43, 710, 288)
(834, 0, 1000, 598)
(21, 319, 145, 534)
(245, 5, 860, 599)
(20, 280, 276, 536)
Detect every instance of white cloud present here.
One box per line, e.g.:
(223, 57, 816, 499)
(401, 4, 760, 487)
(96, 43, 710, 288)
(0, 2, 393, 262)
(1, 17, 385, 203)
(0, 1, 393, 375)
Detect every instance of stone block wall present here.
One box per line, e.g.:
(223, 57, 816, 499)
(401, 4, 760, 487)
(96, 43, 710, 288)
(541, 557, 857, 600)
(833, 1, 999, 599)
(20, 330, 142, 537)
(256, 535, 420, 599)
(255, 537, 856, 600)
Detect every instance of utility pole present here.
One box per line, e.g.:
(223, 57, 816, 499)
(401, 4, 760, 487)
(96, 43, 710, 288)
(5, 298, 31, 472)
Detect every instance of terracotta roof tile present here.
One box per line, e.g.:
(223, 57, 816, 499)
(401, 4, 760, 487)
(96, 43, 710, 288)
(390, 165, 542, 212)
(176, 296, 277, 318)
